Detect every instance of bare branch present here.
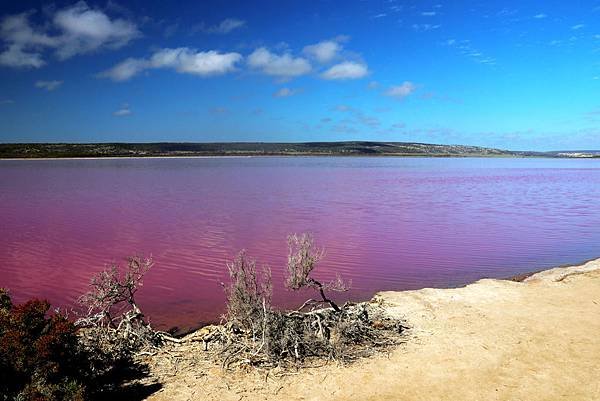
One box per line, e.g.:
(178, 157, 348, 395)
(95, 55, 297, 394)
(285, 233, 349, 312)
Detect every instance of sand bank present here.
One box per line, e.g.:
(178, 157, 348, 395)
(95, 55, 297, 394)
(144, 258, 600, 401)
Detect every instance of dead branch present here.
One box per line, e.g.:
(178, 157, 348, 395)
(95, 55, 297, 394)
(286, 233, 350, 312)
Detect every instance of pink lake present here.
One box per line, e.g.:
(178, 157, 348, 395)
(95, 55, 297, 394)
(1, 157, 600, 331)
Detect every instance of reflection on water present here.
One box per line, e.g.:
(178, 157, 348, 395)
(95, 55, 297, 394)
(1, 157, 599, 330)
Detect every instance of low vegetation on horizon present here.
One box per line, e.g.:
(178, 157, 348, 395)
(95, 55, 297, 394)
(2, 141, 597, 159)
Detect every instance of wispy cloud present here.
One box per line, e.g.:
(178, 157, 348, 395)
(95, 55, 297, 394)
(533, 13, 547, 19)
(412, 24, 441, 32)
(421, 11, 437, 16)
(195, 18, 246, 34)
(445, 39, 496, 65)
(35, 80, 63, 91)
(333, 104, 380, 127)
(100, 48, 242, 81)
(0, 2, 140, 68)
(572, 24, 585, 30)
(113, 103, 131, 116)
(321, 61, 368, 80)
(273, 87, 299, 98)
(0, 99, 14, 105)
(335, 105, 351, 112)
(210, 106, 228, 114)
(385, 81, 416, 99)
(371, 13, 387, 19)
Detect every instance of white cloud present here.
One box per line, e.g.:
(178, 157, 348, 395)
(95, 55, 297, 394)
(572, 24, 585, 30)
(53, 2, 140, 60)
(149, 48, 242, 75)
(200, 18, 246, 34)
(386, 81, 416, 98)
(273, 87, 298, 97)
(35, 80, 63, 91)
(371, 13, 387, 19)
(421, 11, 437, 16)
(533, 13, 547, 19)
(1, 13, 57, 47)
(100, 48, 243, 81)
(247, 47, 311, 78)
(0, 2, 140, 68)
(303, 40, 342, 63)
(113, 103, 131, 116)
(321, 61, 368, 80)
(0, 44, 45, 68)
(0, 13, 56, 68)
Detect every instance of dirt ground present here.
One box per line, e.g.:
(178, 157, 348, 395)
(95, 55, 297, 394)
(142, 258, 600, 401)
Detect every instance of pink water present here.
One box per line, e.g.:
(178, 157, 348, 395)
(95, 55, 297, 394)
(1, 157, 600, 331)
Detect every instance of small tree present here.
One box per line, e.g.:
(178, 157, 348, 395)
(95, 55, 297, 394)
(286, 233, 350, 313)
(78, 255, 153, 331)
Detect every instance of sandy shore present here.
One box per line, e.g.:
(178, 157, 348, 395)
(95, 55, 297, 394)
(143, 258, 600, 401)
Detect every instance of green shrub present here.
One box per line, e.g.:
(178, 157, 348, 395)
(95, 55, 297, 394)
(0, 289, 86, 401)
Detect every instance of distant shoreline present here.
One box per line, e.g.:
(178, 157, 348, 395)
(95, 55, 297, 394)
(2, 141, 597, 159)
(2, 153, 599, 161)
(0, 154, 534, 160)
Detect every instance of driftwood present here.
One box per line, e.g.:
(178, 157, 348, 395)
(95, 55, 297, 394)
(210, 302, 407, 370)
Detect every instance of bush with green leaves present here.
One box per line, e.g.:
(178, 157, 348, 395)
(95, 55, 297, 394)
(0, 288, 86, 401)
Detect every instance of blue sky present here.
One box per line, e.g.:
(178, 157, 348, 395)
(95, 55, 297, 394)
(0, 0, 599, 150)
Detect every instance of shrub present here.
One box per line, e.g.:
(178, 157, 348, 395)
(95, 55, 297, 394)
(224, 251, 272, 337)
(0, 289, 86, 401)
(217, 234, 403, 369)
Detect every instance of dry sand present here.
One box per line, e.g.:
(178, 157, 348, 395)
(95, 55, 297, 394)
(143, 258, 600, 401)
